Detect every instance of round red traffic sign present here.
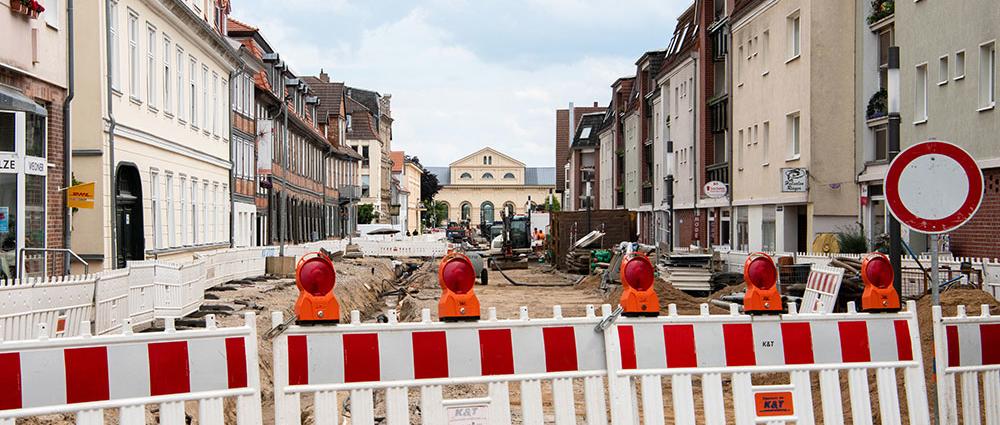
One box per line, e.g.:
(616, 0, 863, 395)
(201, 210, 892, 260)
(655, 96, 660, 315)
(884, 141, 983, 234)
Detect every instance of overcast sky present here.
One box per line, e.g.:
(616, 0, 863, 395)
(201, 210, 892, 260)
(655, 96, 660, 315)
(232, 0, 689, 167)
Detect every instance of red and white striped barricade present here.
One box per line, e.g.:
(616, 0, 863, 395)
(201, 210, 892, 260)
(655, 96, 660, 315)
(603, 301, 930, 425)
(271, 305, 610, 425)
(932, 304, 1000, 425)
(798, 264, 845, 314)
(0, 313, 262, 425)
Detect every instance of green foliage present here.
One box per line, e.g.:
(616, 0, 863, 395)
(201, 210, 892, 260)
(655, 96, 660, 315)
(867, 0, 894, 24)
(836, 224, 869, 254)
(867, 89, 887, 119)
(421, 200, 449, 228)
(543, 196, 561, 212)
(358, 204, 377, 224)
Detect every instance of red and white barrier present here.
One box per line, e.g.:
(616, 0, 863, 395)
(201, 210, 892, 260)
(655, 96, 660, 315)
(604, 301, 929, 425)
(932, 304, 1000, 425)
(798, 264, 844, 314)
(0, 313, 262, 425)
(272, 306, 610, 425)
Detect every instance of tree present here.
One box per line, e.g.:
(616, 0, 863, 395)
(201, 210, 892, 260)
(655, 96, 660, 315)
(358, 204, 378, 224)
(422, 200, 449, 228)
(543, 196, 561, 212)
(420, 170, 441, 203)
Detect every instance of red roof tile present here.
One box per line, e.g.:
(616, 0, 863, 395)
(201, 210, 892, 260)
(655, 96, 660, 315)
(390, 151, 405, 172)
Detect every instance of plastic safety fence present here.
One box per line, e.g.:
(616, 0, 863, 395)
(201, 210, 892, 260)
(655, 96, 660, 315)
(798, 264, 845, 314)
(0, 314, 263, 425)
(604, 301, 929, 425)
(932, 304, 1000, 425)
(271, 306, 610, 425)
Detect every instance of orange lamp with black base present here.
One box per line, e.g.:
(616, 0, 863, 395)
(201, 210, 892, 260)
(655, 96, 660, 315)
(439, 252, 480, 321)
(620, 253, 658, 317)
(861, 252, 901, 312)
(743, 252, 783, 314)
(294, 252, 340, 324)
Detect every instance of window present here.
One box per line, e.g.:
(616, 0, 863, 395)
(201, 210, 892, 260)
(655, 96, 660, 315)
(980, 41, 996, 110)
(361, 174, 370, 197)
(346, 114, 352, 131)
(737, 45, 744, 85)
(580, 127, 591, 138)
(109, 1, 120, 90)
(762, 30, 770, 75)
(221, 79, 227, 136)
(460, 172, 472, 179)
(752, 124, 758, 145)
(955, 50, 966, 80)
(915, 63, 928, 122)
(128, 10, 139, 99)
(787, 112, 800, 159)
(878, 28, 893, 89)
(787, 11, 800, 60)
(202, 181, 208, 240)
(176, 47, 184, 121)
(151, 171, 161, 249)
(503, 172, 516, 179)
(202, 66, 209, 130)
(762, 121, 770, 164)
(873, 124, 888, 161)
(939, 55, 949, 85)
(146, 24, 157, 108)
(163, 36, 171, 115)
(44, 0, 59, 28)
(737, 129, 744, 168)
(166, 174, 175, 247)
(482, 172, 494, 179)
(191, 180, 198, 244)
(212, 72, 218, 135)
(190, 57, 197, 127)
(180, 176, 188, 245)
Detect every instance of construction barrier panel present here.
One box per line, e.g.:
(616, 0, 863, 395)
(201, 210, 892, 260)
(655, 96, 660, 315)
(271, 305, 610, 425)
(798, 264, 845, 314)
(932, 304, 1000, 425)
(0, 313, 262, 425)
(604, 301, 929, 425)
(0, 274, 96, 341)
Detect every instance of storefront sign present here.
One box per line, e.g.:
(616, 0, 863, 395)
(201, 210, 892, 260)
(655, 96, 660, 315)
(703, 180, 728, 198)
(0, 153, 17, 174)
(780, 168, 808, 192)
(24, 157, 46, 176)
(0, 207, 8, 233)
(66, 182, 96, 209)
(754, 391, 794, 417)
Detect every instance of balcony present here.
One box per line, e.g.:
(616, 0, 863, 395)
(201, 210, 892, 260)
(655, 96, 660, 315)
(706, 162, 730, 186)
(339, 185, 361, 202)
(867, 0, 894, 26)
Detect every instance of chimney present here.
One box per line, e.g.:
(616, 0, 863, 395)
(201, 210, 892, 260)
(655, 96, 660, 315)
(319, 68, 330, 83)
(593, 101, 598, 107)
(568, 102, 574, 146)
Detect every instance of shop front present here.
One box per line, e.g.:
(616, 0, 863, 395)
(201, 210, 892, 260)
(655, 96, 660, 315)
(0, 93, 49, 279)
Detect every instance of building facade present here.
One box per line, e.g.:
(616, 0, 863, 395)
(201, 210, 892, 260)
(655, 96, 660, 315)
(228, 22, 258, 248)
(345, 87, 393, 222)
(730, 0, 857, 253)
(568, 112, 606, 213)
(556, 102, 603, 211)
(427, 147, 554, 230)
(390, 151, 422, 235)
(71, 0, 240, 269)
(1, 0, 69, 277)
(863, 0, 997, 258)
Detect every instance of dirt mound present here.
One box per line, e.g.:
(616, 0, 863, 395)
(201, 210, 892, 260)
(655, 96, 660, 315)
(598, 277, 726, 315)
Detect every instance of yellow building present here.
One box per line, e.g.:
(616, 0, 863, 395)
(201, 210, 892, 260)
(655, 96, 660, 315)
(427, 148, 555, 228)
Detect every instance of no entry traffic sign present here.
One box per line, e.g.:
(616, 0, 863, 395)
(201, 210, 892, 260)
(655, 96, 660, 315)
(885, 141, 984, 234)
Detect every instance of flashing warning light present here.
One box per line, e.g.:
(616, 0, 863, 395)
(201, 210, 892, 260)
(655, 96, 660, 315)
(294, 252, 340, 324)
(438, 252, 480, 321)
(861, 252, 900, 312)
(619, 253, 659, 317)
(743, 252, 783, 314)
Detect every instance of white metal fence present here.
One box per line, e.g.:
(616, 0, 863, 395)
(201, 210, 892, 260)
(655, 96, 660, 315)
(0, 313, 263, 425)
(0, 274, 96, 342)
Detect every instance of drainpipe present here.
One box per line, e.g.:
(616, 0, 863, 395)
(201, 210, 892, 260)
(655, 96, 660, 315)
(279, 93, 288, 256)
(62, 0, 75, 274)
(104, 0, 118, 268)
(228, 68, 240, 249)
(725, 18, 735, 248)
(691, 52, 699, 246)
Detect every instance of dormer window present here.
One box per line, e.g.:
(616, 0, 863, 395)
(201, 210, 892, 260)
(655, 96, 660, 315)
(346, 114, 352, 131)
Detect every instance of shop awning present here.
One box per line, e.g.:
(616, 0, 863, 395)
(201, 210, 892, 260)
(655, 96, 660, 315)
(0, 85, 47, 116)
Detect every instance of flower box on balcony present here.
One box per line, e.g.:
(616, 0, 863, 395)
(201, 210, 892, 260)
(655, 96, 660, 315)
(9, 0, 44, 18)
(867, 0, 894, 26)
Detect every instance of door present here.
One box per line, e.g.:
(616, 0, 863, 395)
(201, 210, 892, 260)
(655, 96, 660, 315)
(115, 165, 144, 268)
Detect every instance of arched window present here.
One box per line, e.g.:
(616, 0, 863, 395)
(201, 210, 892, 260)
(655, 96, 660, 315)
(461, 202, 472, 221)
(503, 201, 516, 216)
(460, 172, 472, 179)
(438, 201, 450, 222)
(503, 172, 516, 180)
(480, 201, 495, 224)
(482, 172, 494, 180)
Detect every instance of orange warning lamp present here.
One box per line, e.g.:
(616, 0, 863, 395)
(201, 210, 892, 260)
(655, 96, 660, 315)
(438, 252, 480, 321)
(294, 252, 340, 324)
(743, 252, 783, 314)
(620, 253, 658, 316)
(861, 252, 900, 312)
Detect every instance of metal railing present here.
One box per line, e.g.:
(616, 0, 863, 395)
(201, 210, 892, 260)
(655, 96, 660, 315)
(17, 247, 89, 279)
(706, 162, 729, 185)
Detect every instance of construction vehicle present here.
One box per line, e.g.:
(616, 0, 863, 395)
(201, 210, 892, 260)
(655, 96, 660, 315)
(445, 221, 467, 243)
(488, 206, 531, 270)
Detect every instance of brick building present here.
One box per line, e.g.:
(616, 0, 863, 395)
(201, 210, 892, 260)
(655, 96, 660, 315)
(555, 102, 603, 210)
(0, 1, 68, 277)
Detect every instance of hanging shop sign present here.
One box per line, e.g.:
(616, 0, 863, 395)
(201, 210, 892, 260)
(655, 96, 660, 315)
(66, 182, 96, 209)
(780, 168, 808, 192)
(703, 180, 728, 198)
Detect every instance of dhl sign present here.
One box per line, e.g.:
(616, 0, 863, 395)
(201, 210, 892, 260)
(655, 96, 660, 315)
(66, 182, 95, 209)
